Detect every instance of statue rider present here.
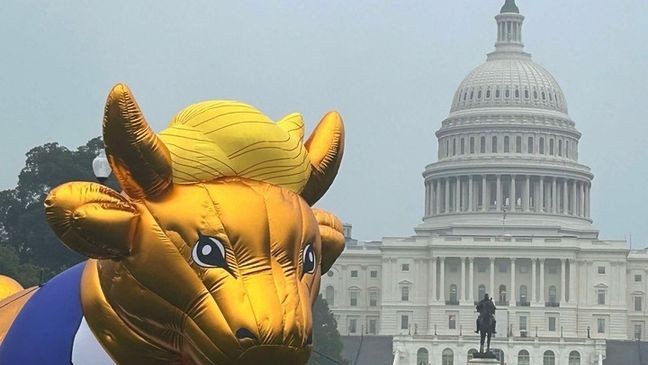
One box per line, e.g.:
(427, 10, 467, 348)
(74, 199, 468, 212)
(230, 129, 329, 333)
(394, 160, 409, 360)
(475, 293, 496, 334)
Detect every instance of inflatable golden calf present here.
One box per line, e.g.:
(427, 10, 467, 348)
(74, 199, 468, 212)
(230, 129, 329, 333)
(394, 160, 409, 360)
(0, 84, 345, 365)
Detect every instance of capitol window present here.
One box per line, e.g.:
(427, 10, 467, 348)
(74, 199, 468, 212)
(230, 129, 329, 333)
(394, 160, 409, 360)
(559, 140, 563, 156)
(635, 296, 642, 311)
(370, 270, 378, 278)
(597, 289, 606, 305)
(505, 88, 510, 98)
(369, 291, 378, 307)
(548, 316, 556, 331)
(492, 136, 498, 153)
(401, 263, 410, 272)
(350, 291, 358, 306)
(528, 137, 534, 153)
(525, 89, 529, 99)
(478, 90, 482, 99)
(635, 324, 643, 340)
(495, 88, 500, 98)
(598, 266, 606, 274)
(597, 318, 606, 333)
(453, 139, 457, 155)
(516, 136, 522, 153)
(348, 318, 357, 334)
(351, 270, 358, 278)
(480, 136, 486, 153)
(400, 315, 409, 330)
(401, 286, 410, 301)
(470, 137, 475, 153)
(518, 350, 530, 365)
(543, 350, 555, 365)
(515, 88, 520, 98)
(442, 348, 454, 365)
(549, 139, 554, 155)
(486, 89, 491, 98)
(461, 138, 465, 154)
(448, 314, 457, 329)
(504, 136, 510, 152)
(568, 351, 580, 365)
(635, 274, 642, 282)
(539, 137, 545, 154)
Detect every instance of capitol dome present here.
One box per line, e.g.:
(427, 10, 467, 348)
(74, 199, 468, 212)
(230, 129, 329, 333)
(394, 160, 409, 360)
(450, 58, 568, 114)
(421, 0, 596, 239)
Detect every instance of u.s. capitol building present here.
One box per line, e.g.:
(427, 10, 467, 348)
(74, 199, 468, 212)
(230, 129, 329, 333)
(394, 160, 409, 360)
(321, 1, 648, 364)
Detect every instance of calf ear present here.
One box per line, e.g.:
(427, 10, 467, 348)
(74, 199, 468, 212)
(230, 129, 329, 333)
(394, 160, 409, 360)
(300, 112, 345, 206)
(45, 182, 138, 259)
(312, 209, 345, 274)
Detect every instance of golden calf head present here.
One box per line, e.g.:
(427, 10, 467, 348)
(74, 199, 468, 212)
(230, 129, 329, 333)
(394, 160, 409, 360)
(44, 84, 345, 364)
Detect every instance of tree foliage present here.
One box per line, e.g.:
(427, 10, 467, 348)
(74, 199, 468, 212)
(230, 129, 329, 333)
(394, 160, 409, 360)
(0, 137, 118, 286)
(309, 295, 348, 365)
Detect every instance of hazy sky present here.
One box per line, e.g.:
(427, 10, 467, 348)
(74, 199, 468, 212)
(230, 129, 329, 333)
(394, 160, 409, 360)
(1, 1, 647, 245)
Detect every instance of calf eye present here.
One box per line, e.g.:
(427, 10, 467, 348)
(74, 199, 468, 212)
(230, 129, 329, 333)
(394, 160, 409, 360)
(192, 234, 228, 269)
(302, 244, 316, 275)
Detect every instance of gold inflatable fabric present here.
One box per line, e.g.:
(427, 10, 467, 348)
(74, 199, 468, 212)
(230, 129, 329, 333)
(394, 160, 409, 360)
(0, 276, 23, 302)
(42, 83, 346, 365)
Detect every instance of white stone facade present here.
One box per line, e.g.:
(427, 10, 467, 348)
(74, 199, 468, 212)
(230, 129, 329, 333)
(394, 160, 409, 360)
(320, 1, 648, 364)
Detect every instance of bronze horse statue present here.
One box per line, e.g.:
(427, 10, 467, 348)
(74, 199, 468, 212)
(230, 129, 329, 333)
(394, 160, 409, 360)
(475, 294, 496, 355)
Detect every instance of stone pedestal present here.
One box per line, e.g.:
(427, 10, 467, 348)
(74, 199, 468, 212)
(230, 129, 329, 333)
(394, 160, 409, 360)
(467, 358, 499, 365)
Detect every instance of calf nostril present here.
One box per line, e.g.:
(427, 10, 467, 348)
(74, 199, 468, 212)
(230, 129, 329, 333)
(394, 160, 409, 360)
(235, 328, 258, 341)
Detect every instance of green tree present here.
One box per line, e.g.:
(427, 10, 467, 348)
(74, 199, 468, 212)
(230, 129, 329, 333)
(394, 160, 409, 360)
(309, 295, 348, 365)
(0, 137, 118, 285)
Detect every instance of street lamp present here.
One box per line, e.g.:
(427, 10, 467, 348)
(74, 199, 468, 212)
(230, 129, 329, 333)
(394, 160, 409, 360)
(92, 149, 112, 184)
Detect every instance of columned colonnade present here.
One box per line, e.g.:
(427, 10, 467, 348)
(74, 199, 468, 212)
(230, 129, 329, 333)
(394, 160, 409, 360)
(424, 174, 591, 218)
(428, 256, 576, 306)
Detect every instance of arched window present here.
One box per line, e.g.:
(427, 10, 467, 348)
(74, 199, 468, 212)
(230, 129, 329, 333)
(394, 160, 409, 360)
(461, 138, 465, 154)
(468, 349, 478, 360)
(516, 136, 522, 153)
(453, 139, 457, 156)
(470, 90, 474, 100)
(486, 89, 491, 98)
(492, 136, 498, 153)
(534, 90, 538, 99)
(539, 137, 545, 154)
(515, 89, 520, 98)
(519, 285, 528, 303)
(401, 286, 410, 301)
(449, 284, 458, 303)
(496, 88, 500, 98)
(504, 136, 510, 153)
(463, 91, 468, 101)
(505, 88, 510, 98)
(417, 348, 429, 365)
(543, 350, 555, 365)
(525, 89, 529, 99)
(528, 137, 534, 153)
(558, 140, 563, 156)
(478, 90, 482, 99)
(542, 91, 546, 100)
(549, 139, 555, 155)
(446, 140, 449, 157)
(548, 286, 557, 303)
(478, 285, 486, 301)
(518, 350, 530, 365)
(442, 348, 454, 365)
(499, 285, 507, 303)
(569, 351, 581, 365)
(325, 286, 335, 306)
(480, 137, 486, 153)
(470, 137, 475, 154)
(566, 140, 570, 158)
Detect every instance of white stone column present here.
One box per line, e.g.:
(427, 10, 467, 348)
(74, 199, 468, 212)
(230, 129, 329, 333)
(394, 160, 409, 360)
(572, 180, 577, 215)
(510, 175, 516, 211)
(425, 182, 430, 216)
(510, 258, 516, 306)
(460, 257, 466, 303)
(482, 176, 488, 212)
(469, 258, 475, 303)
(552, 177, 558, 214)
(560, 259, 567, 304)
(539, 177, 544, 212)
(578, 181, 585, 217)
(455, 177, 461, 213)
(439, 257, 445, 302)
(435, 180, 441, 215)
(430, 257, 437, 303)
(539, 259, 545, 304)
(444, 178, 450, 213)
(490, 257, 495, 297)
(569, 259, 576, 304)
(524, 175, 530, 212)
(496, 175, 502, 211)
(531, 259, 537, 303)
(468, 176, 474, 212)
(563, 179, 568, 214)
